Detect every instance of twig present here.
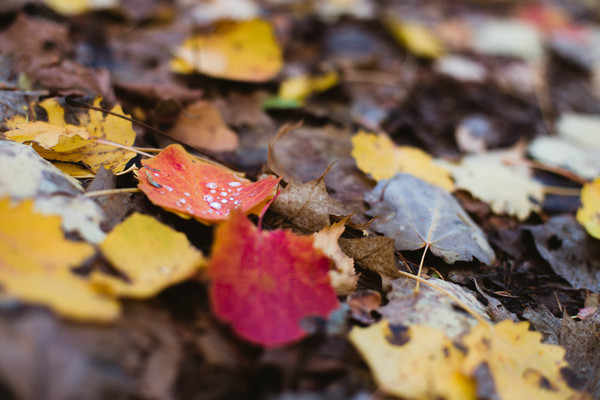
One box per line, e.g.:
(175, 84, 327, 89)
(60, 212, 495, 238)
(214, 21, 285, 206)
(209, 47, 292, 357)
(84, 188, 140, 197)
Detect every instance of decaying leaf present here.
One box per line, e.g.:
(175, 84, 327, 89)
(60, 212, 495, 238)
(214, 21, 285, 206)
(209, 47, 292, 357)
(379, 278, 490, 340)
(208, 212, 338, 347)
(439, 148, 544, 220)
(0, 140, 105, 243)
(270, 165, 332, 232)
(351, 131, 453, 191)
(167, 100, 239, 152)
(137, 144, 280, 224)
(576, 178, 600, 239)
(338, 236, 399, 289)
(350, 320, 476, 400)
(171, 19, 282, 82)
(5, 97, 137, 174)
(93, 213, 206, 298)
(0, 198, 119, 321)
(526, 215, 600, 292)
(462, 320, 582, 400)
(312, 217, 358, 295)
(365, 174, 495, 265)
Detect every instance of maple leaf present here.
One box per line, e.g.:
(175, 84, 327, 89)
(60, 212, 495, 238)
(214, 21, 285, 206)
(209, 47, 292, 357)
(171, 19, 282, 82)
(576, 178, 600, 239)
(4, 97, 137, 174)
(208, 212, 338, 347)
(92, 213, 206, 298)
(462, 320, 583, 400)
(137, 144, 280, 224)
(0, 198, 119, 321)
(365, 174, 495, 265)
(350, 320, 476, 400)
(312, 217, 358, 295)
(351, 131, 453, 191)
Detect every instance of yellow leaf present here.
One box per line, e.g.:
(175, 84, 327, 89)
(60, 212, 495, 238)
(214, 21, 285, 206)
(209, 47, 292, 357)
(312, 217, 358, 295)
(351, 131, 453, 191)
(385, 18, 444, 59)
(4, 121, 90, 152)
(462, 320, 581, 400)
(93, 213, 206, 298)
(171, 19, 282, 82)
(279, 71, 339, 103)
(350, 320, 477, 400)
(0, 198, 119, 321)
(576, 178, 600, 239)
(5, 97, 137, 174)
(42, 0, 119, 16)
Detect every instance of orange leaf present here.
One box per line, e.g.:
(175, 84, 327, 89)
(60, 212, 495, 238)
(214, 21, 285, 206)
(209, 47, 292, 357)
(208, 212, 339, 347)
(137, 144, 280, 224)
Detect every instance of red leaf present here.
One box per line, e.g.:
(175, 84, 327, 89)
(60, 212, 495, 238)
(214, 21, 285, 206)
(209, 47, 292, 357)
(137, 144, 280, 223)
(209, 212, 339, 347)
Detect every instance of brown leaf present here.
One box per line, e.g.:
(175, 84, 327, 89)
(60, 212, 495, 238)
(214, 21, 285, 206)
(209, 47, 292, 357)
(339, 236, 398, 289)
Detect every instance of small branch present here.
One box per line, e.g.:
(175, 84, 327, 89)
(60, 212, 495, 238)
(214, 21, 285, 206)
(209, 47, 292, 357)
(414, 241, 431, 294)
(84, 188, 140, 197)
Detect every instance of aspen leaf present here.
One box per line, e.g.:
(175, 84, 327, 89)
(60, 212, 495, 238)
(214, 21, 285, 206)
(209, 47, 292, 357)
(365, 174, 495, 265)
(439, 149, 544, 220)
(350, 320, 476, 400)
(576, 178, 600, 239)
(208, 212, 338, 347)
(5, 97, 136, 174)
(171, 19, 282, 82)
(137, 144, 280, 224)
(93, 213, 206, 298)
(0, 198, 119, 321)
(312, 217, 358, 295)
(462, 320, 582, 400)
(351, 131, 453, 191)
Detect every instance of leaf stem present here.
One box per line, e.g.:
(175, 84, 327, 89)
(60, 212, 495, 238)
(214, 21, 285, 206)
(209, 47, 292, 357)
(414, 241, 430, 294)
(542, 185, 581, 196)
(93, 139, 153, 158)
(84, 188, 140, 197)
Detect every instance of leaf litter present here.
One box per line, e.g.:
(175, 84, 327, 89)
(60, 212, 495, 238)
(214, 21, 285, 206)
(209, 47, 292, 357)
(0, 0, 599, 398)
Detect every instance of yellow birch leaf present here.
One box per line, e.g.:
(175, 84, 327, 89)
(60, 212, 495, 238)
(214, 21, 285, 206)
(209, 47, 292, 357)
(462, 320, 583, 400)
(351, 130, 453, 191)
(312, 216, 358, 295)
(93, 213, 206, 298)
(5, 97, 136, 174)
(385, 18, 444, 59)
(350, 320, 477, 400)
(576, 178, 600, 239)
(0, 198, 119, 321)
(171, 19, 282, 82)
(4, 121, 90, 152)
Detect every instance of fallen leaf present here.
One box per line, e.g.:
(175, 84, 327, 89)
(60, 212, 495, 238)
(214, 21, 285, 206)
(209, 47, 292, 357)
(5, 97, 137, 174)
(208, 212, 338, 347)
(0, 198, 119, 321)
(439, 148, 544, 220)
(462, 320, 582, 400)
(471, 19, 544, 62)
(43, 0, 118, 15)
(272, 71, 339, 107)
(385, 18, 445, 59)
(314, 0, 374, 20)
(365, 174, 495, 265)
(312, 217, 358, 295)
(379, 278, 490, 340)
(167, 100, 238, 152)
(137, 144, 280, 224)
(351, 131, 453, 191)
(0, 140, 105, 243)
(347, 290, 381, 324)
(171, 19, 283, 82)
(92, 213, 206, 298)
(350, 320, 476, 400)
(338, 236, 399, 289)
(576, 178, 600, 239)
(526, 215, 600, 292)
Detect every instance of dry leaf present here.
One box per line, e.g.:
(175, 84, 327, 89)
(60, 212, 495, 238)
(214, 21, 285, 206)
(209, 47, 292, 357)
(385, 18, 445, 59)
(43, 0, 118, 15)
(171, 19, 282, 82)
(312, 217, 358, 295)
(365, 174, 495, 265)
(338, 236, 398, 289)
(93, 213, 206, 298)
(350, 320, 476, 400)
(167, 100, 238, 152)
(351, 131, 453, 191)
(576, 178, 600, 239)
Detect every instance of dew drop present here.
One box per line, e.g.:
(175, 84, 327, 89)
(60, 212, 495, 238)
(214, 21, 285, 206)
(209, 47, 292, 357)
(228, 182, 242, 187)
(221, 199, 228, 204)
(209, 201, 222, 210)
(160, 191, 165, 195)
(184, 192, 190, 197)
(163, 185, 173, 192)
(220, 191, 227, 196)
(227, 189, 232, 192)
(234, 200, 240, 205)
(203, 195, 214, 202)
(210, 190, 217, 194)
(229, 197, 234, 201)
(236, 188, 242, 192)
(154, 173, 160, 177)
(159, 266, 170, 275)
(205, 182, 218, 189)
(179, 199, 186, 204)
